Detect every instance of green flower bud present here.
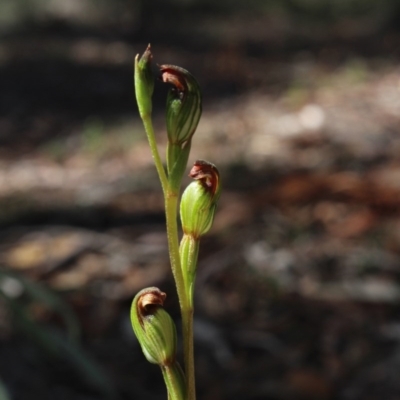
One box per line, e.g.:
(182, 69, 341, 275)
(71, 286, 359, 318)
(130, 287, 177, 366)
(134, 44, 154, 118)
(180, 160, 220, 239)
(160, 65, 202, 146)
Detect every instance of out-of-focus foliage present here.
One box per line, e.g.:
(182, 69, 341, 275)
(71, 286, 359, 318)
(0, 378, 10, 400)
(0, 269, 79, 340)
(0, 270, 115, 399)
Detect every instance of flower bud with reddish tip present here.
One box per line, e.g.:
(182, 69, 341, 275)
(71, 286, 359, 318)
(130, 287, 177, 366)
(135, 44, 155, 118)
(180, 160, 220, 239)
(160, 65, 202, 146)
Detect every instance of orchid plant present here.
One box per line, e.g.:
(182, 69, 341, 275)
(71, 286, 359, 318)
(130, 45, 220, 400)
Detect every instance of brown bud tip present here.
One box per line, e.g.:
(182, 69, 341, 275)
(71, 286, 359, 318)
(189, 160, 220, 196)
(137, 287, 166, 322)
(143, 43, 152, 61)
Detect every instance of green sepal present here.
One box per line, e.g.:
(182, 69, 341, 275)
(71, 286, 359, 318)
(180, 180, 217, 237)
(180, 160, 220, 238)
(134, 44, 155, 119)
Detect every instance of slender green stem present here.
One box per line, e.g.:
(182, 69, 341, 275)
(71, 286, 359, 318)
(141, 114, 186, 309)
(141, 112, 196, 400)
(182, 306, 195, 400)
(165, 193, 196, 400)
(164, 192, 187, 311)
(142, 114, 169, 193)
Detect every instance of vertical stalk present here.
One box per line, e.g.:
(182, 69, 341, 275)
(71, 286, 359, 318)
(164, 191, 187, 312)
(165, 192, 196, 400)
(141, 114, 169, 193)
(142, 111, 196, 400)
(181, 306, 195, 400)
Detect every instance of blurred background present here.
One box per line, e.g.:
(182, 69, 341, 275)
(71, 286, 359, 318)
(1, 0, 400, 399)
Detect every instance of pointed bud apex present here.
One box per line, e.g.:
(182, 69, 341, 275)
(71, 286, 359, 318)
(135, 44, 155, 118)
(130, 287, 177, 366)
(160, 65, 202, 146)
(180, 160, 220, 238)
